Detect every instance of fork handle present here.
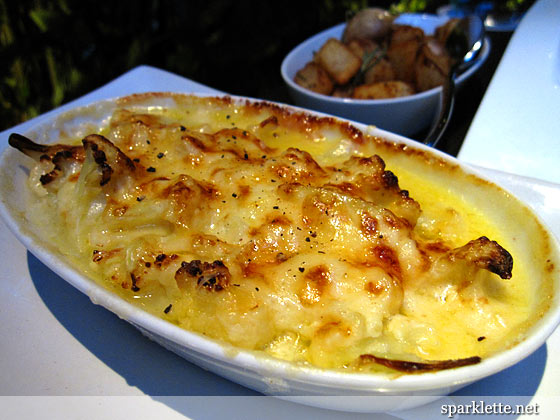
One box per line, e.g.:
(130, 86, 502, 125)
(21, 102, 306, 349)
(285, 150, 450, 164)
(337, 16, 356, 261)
(423, 68, 457, 148)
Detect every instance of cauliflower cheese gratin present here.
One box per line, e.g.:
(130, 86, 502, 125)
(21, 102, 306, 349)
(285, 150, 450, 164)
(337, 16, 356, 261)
(7, 93, 555, 374)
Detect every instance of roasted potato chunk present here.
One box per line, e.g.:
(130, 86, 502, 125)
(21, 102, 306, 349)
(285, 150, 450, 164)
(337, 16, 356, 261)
(352, 81, 415, 99)
(415, 38, 451, 92)
(347, 39, 393, 85)
(315, 38, 361, 85)
(387, 25, 424, 83)
(294, 62, 334, 95)
(346, 38, 381, 59)
(364, 58, 395, 84)
(387, 39, 421, 83)
(389, 24, 424, 44)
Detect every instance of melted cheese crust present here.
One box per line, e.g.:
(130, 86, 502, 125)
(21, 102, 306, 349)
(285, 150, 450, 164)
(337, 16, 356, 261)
(22, 94, 537, 372)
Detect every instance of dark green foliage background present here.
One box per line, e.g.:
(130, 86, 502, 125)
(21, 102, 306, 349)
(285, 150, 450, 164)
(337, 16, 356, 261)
(0, 0, 528, 130)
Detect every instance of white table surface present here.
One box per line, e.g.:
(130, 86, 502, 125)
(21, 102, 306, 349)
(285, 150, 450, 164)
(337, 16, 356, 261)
(1, 65, 559, 419)
(459, 0, 560, 185)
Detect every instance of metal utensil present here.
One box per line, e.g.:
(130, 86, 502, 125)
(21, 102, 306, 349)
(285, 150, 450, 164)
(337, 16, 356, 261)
(423, 16, 485, 147)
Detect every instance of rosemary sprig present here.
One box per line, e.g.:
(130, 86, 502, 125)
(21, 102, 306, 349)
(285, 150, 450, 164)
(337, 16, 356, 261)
(350, 46, 387, 88)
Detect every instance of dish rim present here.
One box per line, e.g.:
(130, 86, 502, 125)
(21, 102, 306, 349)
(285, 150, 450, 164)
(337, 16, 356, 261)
(0, 92, 559, 394)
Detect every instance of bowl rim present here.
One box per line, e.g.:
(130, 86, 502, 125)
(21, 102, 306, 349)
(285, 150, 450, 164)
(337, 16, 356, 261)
(280, 14, 491, 107)
(1, 92, 558, 395)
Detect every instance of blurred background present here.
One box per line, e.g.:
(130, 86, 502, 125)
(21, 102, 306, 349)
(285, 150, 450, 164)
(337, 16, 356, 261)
(0, 0, 532, 132)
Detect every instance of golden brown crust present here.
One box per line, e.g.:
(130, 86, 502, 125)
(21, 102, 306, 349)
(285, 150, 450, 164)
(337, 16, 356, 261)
(175, 260, 231, 292)
(448, 236, 513, 279)
(9, 133, 84, 186)
(82, 134, 137, 187)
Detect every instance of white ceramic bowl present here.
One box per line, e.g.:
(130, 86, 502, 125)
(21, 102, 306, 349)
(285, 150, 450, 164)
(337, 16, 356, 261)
(0, 94, 558, 413)
(281, 13, 490, 137)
